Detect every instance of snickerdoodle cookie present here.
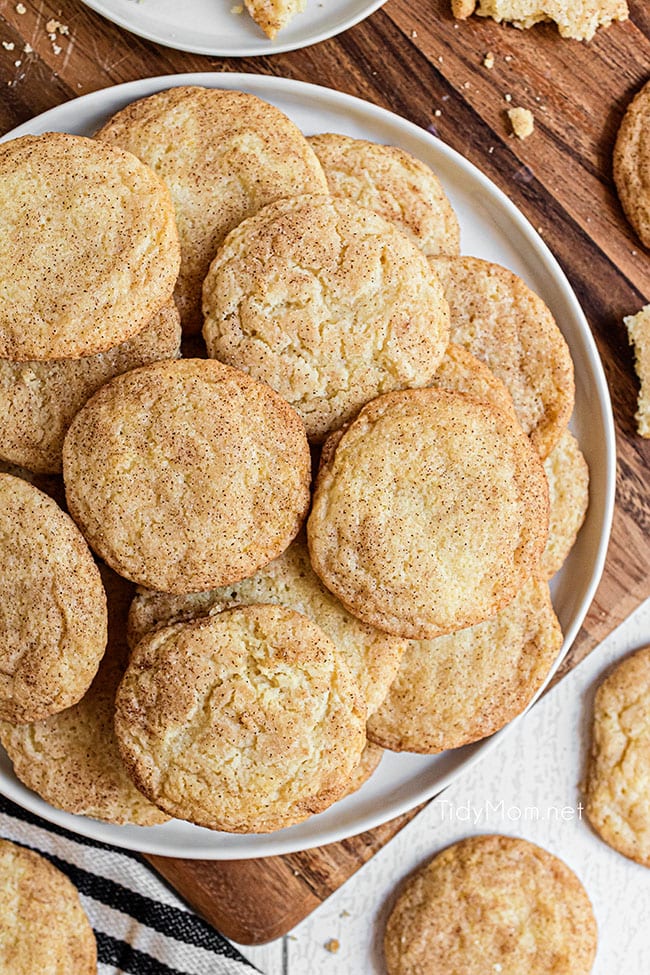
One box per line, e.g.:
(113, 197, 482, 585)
(343, 741, 384, 796)
(614, 80, 650, 248)
(0, 474, 107, 724)
(429, 342, 518, 420)
(308, 388, 548, 639)
(62, 359, 311, 594)
(585, 646, 650, 867)
(540, 429, 589, 578)
(367, 577, 562, 753)
(0, 132, 179, 361)
(127, 537, 405, 717)
(0, 300, 181, 475)
(625, 303, 650, 436)
(384, 835, 597, 975)
(308, 133, 460, 256)
(202, 194, 450, 442)
(96, 86, 327, 332)
(431, 255, 574, 458)
(0, 567, 168, 827)
(115, 604, 366, 832)
(451, 0, 627, 40)
(245, 0, 305, 36)
(0, 839, 96, 974)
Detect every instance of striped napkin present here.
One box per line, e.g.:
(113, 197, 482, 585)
(0, 795, 258, 975)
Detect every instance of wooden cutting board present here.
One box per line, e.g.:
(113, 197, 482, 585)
(1, 0, 648, 946)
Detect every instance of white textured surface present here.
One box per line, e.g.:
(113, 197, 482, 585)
(240, 598, 650, 974)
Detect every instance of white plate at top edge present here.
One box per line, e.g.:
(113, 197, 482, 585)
(0, 73, 616, 859)
(79, 0, 387, 56)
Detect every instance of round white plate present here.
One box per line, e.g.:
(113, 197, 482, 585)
(0, 73, 615, 859)
(79, 0, 386, 56)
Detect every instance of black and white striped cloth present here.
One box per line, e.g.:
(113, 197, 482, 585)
(0, 795, 259, 975)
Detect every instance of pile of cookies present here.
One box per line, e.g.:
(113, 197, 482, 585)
(0, 85, 588, 836)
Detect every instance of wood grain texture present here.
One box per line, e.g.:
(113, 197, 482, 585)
(0, 0, 648, 944)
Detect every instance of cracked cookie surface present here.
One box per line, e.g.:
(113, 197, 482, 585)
(614, 80, 650, 248)
(585, 645, 650, 866)
(368, 577, 562, 752)
(115, 604, 366, 832)
(308, 133, 460, 256)
(203, 194, 450, 442)
(0, 474, 107, 724)
(63, 358, 311, 594)
(127, 536, 405, 717)
(431, 255, 574, 458)
(0, 300, 181, 475)
(308, 388, 549, 639)
(0, 132, 179, 360)
(540, 428, 589, 578)
(0, 567, 168, 827)
(384, 834, 597, 975)
(96, 86, 327, 333)
(0, 839, 96, 974)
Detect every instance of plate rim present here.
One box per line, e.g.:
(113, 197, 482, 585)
(78, 0, 388, 57)
(0, 72, 616, 859)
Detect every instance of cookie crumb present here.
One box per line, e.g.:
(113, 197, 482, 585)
(15, 2, 26, 12)
(411, 28, 418, 37)
(340, 909, 350, 917)
(46, 18, 69, 34)
(504, 92, 512, 102)
(2, 41, 15, 50)
(230, 4, 243, 12)
(508, 106, 535, 139)
(14, 59, 21, 66)
(434, 109, 442, 117)
(23, 42, 32, 52)
(504, 54, 513, 62)
(483, 51, 495, 69)
(52, 42, 62, 55)
(324, 938, 340, 953)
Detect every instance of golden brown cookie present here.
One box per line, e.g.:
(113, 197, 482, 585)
(0, 459, 65, 507)
(451, 0, 628, 40)
(429, 342, 518, 421)
(385, 835, 597, 975)
(367, 577, 562, 752)
(585, 646, 650, 867)
(308, 388, 549, 639)
(96, 86, 327, 332)
(614, 80, 650, 248)
(0, 474, 107, 724)
(540, 429, 589, 578)
(308, 133, 460, 256)
(115, 604, 366, 833)
(431, 255, 574, 458)
(625, 303, 650, 436)
(0, 838, 96, 974)
(0, 300, 181, 475)
(127, 537, 405, 717)
(0, 132, 179, 361)
(0, 567, 168, 827)
(342, 741, 384, 797)
(202, 194, 450, 442)
(62, 359, 311, 594)
(245, 0, 305, 36)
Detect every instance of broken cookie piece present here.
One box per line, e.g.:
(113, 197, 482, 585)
(451, 0, 628, 41)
